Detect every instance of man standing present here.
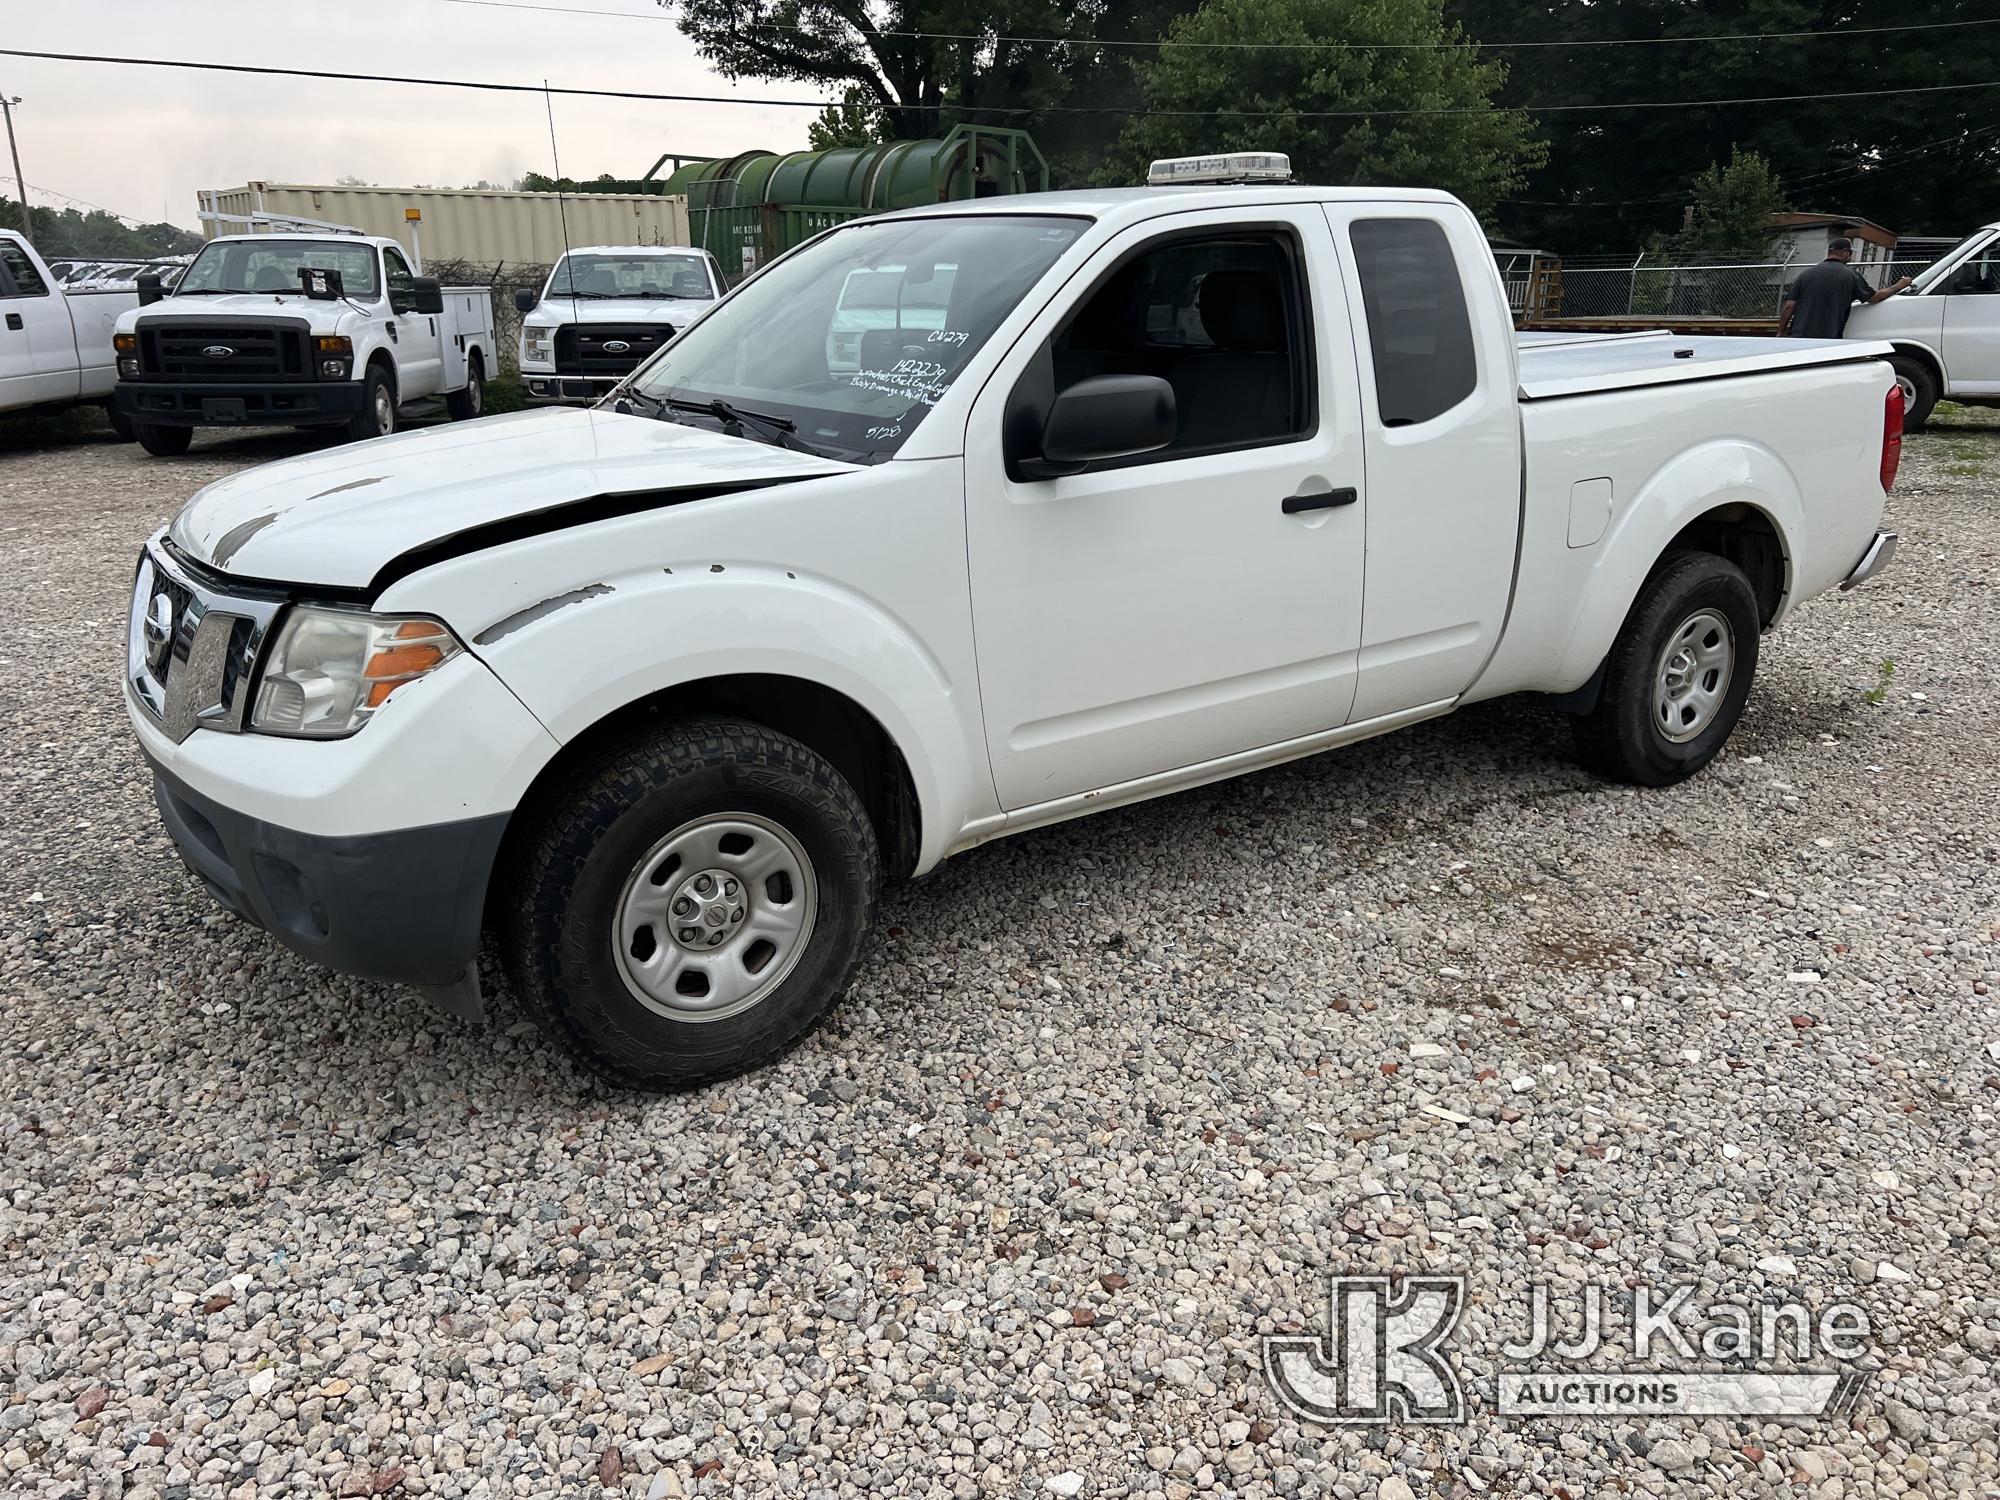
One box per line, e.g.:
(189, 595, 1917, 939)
(1779, 238, 1911, 338)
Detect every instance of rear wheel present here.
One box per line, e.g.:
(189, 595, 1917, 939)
(133, 423, 192, 457)
(1889, 354, 1938, 431)
(503, 718, 880, 1089)
(445, 353, 485, 421)
(1574, 552, 1761, 786)
(346, 364, 397, 441)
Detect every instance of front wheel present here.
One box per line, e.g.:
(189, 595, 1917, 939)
(1574, 551, 1761, 786)
(503, 718, 880, 1089)
(133, 423, 192, 457)
(1888, 355, 1938, 432)
(346, 364, 397, 441)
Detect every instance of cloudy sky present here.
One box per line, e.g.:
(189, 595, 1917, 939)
(6, 0, 827, 230)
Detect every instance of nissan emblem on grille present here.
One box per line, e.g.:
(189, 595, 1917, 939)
(144, 592, 175, 670)
(201, 345, 236, 359)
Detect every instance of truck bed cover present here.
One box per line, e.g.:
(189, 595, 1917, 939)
(1516, 330, 1894, 400)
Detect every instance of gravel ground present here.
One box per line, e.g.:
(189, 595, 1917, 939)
(1, 411, 1996, 1499)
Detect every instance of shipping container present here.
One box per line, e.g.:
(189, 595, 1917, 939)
(195, 183, 693, 268)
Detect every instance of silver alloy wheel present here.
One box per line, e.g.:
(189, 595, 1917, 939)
(1895, 371, 1918, 411)
(1653, 607, 1735, 743)
(612, 812, 818, 1022)
(468, 378, 482, 416)
(374, 381, 396, 435)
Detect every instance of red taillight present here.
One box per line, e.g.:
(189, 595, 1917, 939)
(1880, 382, 1904, 493)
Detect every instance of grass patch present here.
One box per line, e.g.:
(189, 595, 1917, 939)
(1864, 658, 1895, 706)
(483, 375, 527, 414)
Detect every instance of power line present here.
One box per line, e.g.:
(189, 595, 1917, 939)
(6, 48, 2000, 119)
(21, 178, 148, 224)
(439, 0, 2000, 53)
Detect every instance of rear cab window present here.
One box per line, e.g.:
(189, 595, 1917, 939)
(1348, 218, 1477, 427)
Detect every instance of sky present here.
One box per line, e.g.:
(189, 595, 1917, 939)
(4, 0, 828, 231)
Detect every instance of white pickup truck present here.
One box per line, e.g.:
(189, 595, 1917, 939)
(125, 168, 1903, 1089)
(1848, 220, 2000, 429)
(111, 231, 495, 456)
(516, 244, 722, 405)
(0, 229, 140, 427)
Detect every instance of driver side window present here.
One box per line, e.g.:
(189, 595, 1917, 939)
(383, 248, 415, 301)
(1952, 246, 2000, 296)
(1046, 230, 1311, 459)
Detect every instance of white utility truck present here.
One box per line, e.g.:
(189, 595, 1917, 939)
(1847, 220, 2000, 429)
(111, 225, 495, 456)
(127, 157, 1903, 1088)
(0, 229, 141, 427)
(516, 244, 722, 405)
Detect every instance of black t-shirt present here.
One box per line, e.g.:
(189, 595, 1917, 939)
(1782, 260, 1876, 339)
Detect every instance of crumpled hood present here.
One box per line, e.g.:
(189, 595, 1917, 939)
(537, 296, 716, 327)
(168, 407, 859, 591)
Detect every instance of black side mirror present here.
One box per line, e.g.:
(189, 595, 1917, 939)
(136, 273, 165, 307)
(405, 277, 445, 316)
(1017, 374, 1177, 479)
(514, 287, 538, 313)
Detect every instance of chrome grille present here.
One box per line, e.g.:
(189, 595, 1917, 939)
(128, 540, 285, 743)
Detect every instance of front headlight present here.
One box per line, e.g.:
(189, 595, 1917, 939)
(250, 607, 462, 738)
(522, 325, 554, 364)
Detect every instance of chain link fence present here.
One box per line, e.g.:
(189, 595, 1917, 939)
(1521, 258, 1932, 325)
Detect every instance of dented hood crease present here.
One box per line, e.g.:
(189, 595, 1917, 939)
(168, 407, 859, 590)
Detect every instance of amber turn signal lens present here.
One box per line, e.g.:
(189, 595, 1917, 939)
(114, 333, 137, 354)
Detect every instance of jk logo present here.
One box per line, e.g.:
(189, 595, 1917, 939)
(1263, 1275, 1466, 1425)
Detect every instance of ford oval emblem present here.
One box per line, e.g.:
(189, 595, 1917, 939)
(602, 339, 632, 354)
(201, 344, 235, 360)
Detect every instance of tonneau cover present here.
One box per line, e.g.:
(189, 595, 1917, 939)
(1516, 330, 1894, 400)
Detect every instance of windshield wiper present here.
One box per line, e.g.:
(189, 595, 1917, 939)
(611, 388, 667, 418)
(663, 395, 831, 458)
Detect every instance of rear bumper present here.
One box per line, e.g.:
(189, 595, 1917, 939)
(143, 750, 507, 1018)
(1840, 529, 1898, 591)
(114, 379, 366, 428)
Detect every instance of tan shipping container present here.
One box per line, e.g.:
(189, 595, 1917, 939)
(197, 183, 693, 266)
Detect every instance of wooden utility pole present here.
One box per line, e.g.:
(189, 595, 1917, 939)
(0, 95, 28, 242)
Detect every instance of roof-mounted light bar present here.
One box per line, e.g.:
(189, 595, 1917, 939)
(1146, 152, 1294, 187)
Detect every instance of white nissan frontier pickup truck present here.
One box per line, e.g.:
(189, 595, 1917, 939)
(125, 161, 1903, 1088)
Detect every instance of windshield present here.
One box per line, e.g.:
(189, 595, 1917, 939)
(627, 214, 1086, 462)
(176, 239, 381, 298)
(548, 252, 715, 300)
(1908, 228, 1999, 294)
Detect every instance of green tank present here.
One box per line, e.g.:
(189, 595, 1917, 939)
(642, 126, 1048, 281)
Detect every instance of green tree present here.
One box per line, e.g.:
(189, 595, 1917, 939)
(807, 87, 889, 149)
(1445, 0, 2000, 252)
(1666, 150, 1788, 264)
(26, 207, 201, 260)
(1111, 0, 1543, 217)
